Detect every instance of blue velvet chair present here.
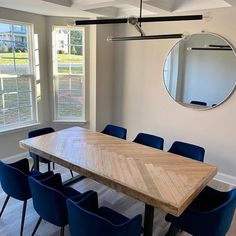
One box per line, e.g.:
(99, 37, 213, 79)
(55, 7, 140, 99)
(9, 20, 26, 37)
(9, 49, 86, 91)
(190, 100, 207, 106)
(101, 124, 127, 139)
(67, 192, 142, 236)
(168, 141, 205, 162)
(165, 186, 236, 236)
(0, 158, 52, 236)
(28, 127, 55, 171)
(133, 133, 164, 150)
(29, 173, 93, 236)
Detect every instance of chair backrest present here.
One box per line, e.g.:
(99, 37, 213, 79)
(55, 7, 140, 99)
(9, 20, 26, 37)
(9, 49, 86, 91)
(168, 141, 205, 161)
(133, 133, 164, 150)
(28, 127, 55, 160)
(67, 192, 142, 236)
(28, 174, 68, 227)
(0, 159, 31, 201)
(28, 127, 55, 138)
(187, 187, 236, 235)
(206, 188, 236, 236)
(101, 124, 127, 139)
(221, 189, 236, 234)
(166, 186, 236, 236)
(190, 100, 207, 106)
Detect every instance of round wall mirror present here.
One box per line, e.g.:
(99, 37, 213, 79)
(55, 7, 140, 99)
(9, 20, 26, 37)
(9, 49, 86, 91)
(163, 32, 236, 109)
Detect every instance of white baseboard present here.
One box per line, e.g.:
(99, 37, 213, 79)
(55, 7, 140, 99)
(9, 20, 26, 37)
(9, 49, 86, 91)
(2, 152, 29, 163)
(214, 172, 236, 187)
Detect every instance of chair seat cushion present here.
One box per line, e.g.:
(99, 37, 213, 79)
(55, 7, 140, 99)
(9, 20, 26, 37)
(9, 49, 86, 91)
(96, 207, 129, 225)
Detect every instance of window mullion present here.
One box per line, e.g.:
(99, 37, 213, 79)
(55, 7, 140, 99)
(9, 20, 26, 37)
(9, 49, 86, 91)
(1, 78, 6, 126)
(69, 75, 72, 117)
(11, 25, 17, 74)
(16, 77, 20, 123)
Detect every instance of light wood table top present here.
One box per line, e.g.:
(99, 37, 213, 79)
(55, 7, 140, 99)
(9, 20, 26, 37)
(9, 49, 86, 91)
(20, 126, 217, 217)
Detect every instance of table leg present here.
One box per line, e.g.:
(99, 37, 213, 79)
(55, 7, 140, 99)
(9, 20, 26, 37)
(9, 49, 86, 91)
(34, 156, 39, 171)
(144, 204, 154, 236)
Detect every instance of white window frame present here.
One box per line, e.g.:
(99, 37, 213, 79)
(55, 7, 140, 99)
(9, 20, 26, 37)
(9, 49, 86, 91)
(0, 19, 37, 133)
(52, 26, 86, 122)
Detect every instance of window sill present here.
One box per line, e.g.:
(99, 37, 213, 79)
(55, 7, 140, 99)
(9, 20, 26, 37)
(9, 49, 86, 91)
(52, 120, 88, 124)
(0, 123, 41, 136)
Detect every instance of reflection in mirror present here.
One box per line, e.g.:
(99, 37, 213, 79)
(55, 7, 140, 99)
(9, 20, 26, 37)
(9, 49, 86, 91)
(163, 33, 236, 109)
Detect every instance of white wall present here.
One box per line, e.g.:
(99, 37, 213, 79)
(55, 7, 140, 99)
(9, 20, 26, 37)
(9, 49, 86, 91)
(96, 25, 114, 131)
(112, 8, 236, 178)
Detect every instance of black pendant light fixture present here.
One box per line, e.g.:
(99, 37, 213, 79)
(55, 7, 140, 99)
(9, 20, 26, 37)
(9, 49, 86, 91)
(75, 0, 203, 42)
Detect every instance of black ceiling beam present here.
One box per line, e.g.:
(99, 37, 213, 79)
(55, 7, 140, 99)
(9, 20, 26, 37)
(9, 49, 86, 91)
(75, 14, 203, 25)
(76, 18, 127, 25)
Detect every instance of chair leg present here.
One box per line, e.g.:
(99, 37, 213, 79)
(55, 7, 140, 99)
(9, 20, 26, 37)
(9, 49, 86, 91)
(60, 226, 64, 236)
(70, 170, 74, 177)
(20, 200, 27, 236)
(0, 195, 10, 217)
(165, 224, 180, 236)
(31, 216, 42, 236)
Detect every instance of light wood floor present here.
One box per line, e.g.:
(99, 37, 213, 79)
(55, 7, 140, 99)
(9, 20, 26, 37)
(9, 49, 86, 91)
(0, 162, 235, 236)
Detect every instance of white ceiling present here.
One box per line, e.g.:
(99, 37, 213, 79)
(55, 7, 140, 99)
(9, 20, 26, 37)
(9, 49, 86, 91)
(0, 0, 234, 18)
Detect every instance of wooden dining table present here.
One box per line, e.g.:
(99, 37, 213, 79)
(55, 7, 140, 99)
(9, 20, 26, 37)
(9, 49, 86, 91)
(19, 126, 217, 236)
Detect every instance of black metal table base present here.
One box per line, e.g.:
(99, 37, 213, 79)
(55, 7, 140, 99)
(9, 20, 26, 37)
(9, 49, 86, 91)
(33, 157, 40, 172)
(144, 204, 154, 236)
(63, 175, 86, 186)
(33, 157, 86, 186)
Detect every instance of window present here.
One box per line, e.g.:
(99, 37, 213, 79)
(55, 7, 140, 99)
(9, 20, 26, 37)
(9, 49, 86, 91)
(0, 20, 36, 131)
(53, 27, 85, 121)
